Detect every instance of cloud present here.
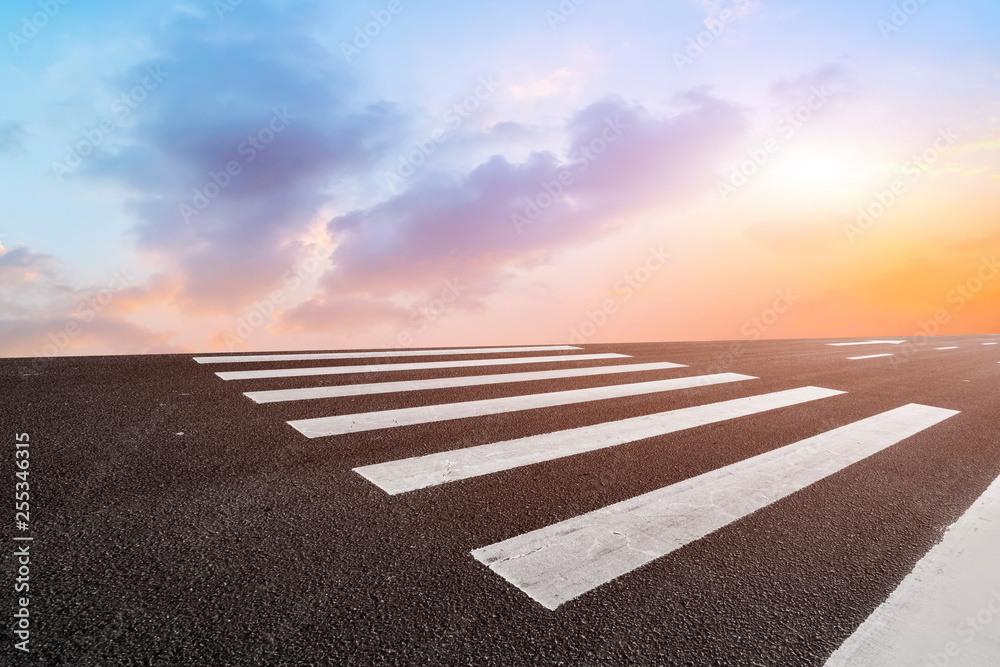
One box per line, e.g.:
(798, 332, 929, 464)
(509, 68, 584, 101)
(698, 0, 760, 25)
(42, 4, 751, 346)
(0, 244, 58, 288)
(279, 295, 410, 333)
(29, 5, 763, 346)
(768, 63, 859, 104)
(0, 244, 180, 357)
(0, 121, 27, 157)
(282, 91, 748, 332)
(83, 5, 401, 315)
(0, 316, 179, 359)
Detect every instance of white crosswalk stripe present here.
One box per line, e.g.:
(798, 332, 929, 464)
(355, 386, 844, 494)
(288, 373, 757, 438)
(244, 361, 687, 403)
(827, 340, 905, 346)
(470, 404, 959, 610)
(216, 353, 629, 380)
(826, 471, 1000, 666)
(194, 345, 583, 364)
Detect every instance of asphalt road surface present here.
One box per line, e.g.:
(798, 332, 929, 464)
(3, 336, 1000, 665)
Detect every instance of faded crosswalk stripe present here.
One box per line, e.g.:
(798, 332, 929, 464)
(471, 403, 959, 610)
(355, 386, 844, 495)
(244, 361, 687, 403)
(289, 373, 757, 438)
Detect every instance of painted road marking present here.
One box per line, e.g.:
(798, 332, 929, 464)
(848, 354, 895, 360)
(984, 342, 998, 346)
(195, 345, 583, 364)
(216, 353, 629, 381)
(827, 340, 906, 346)
(471, 403, 958, 610)
(356, 386, 845, 495)
(825, 472, 1000, 666)
(936, 347, 959, 350)
(289, 373, 758, 438)
(244, 361, 687, 404)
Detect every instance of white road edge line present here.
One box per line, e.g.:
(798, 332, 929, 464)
(356, 386, 844, 495)
(290, 373, 758, 438)
(215, 353, 630, 381)
(825, 471, 1000, 666)
(935, 347, 959, 350)
(194, 345, 583, 364)
(245, 361, 687, 403)
(848, 354, 895, 360)
(471, 403, 959, 611)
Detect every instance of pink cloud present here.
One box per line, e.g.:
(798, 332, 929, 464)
(284, 91, 749, 334)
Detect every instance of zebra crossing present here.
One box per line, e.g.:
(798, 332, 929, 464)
(471, 403, 958, 610)
(194, 343, 992, 660)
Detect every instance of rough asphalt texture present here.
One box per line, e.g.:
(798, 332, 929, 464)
(2, 336, 998, 665)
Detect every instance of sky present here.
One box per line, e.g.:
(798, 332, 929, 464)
(1, 0, 999, 357)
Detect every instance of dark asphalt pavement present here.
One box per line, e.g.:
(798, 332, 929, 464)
(2, 336, 999, 665)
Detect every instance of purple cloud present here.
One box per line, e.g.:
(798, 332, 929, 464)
(283, 91, 748, 331)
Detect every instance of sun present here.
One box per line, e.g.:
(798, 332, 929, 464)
(770, 148, 857, 188)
